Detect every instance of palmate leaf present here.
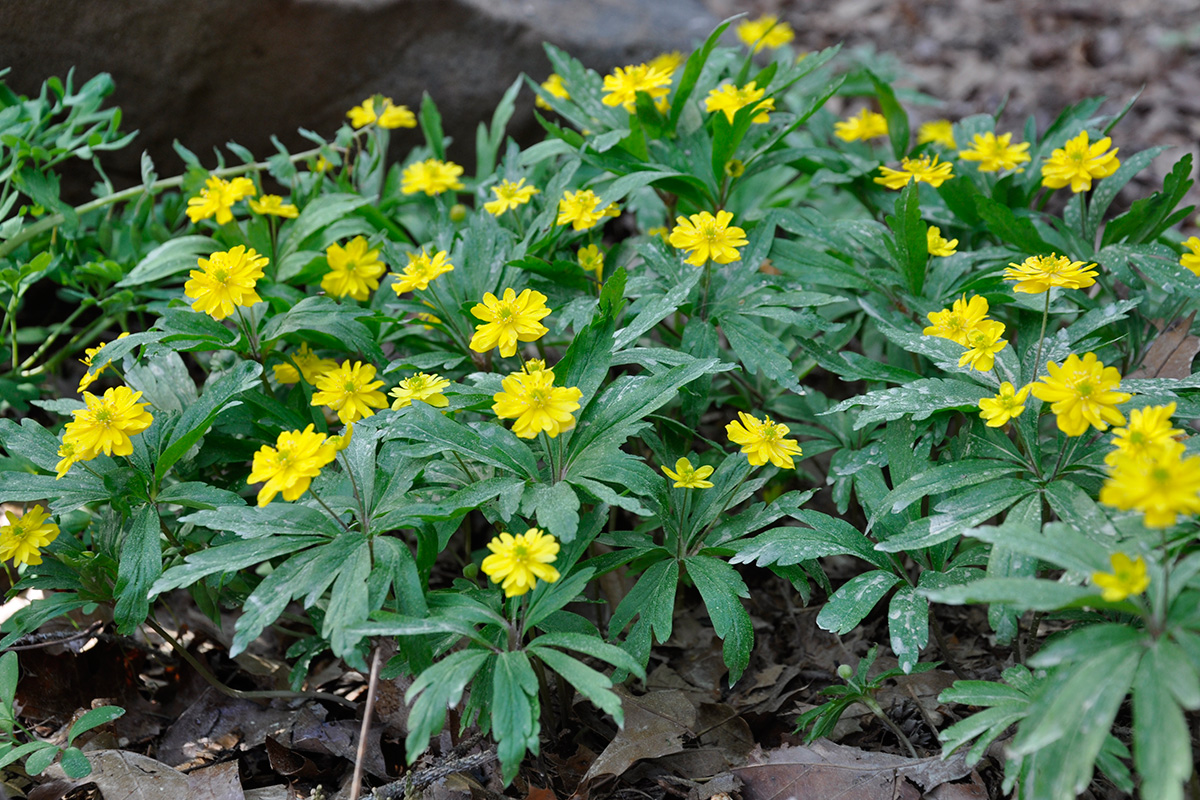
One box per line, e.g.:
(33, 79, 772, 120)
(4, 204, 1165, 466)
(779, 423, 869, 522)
(684, 555, 753, 685)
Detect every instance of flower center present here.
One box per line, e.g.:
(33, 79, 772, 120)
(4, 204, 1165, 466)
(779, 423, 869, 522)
(1077, 381, 1094, 398)
(344, 381, 358, 393)
(497, 305, 514, 321)
(213, 268, 229, 283)
(513, 544, 529, 559)
(1152, 466, 1171, 484)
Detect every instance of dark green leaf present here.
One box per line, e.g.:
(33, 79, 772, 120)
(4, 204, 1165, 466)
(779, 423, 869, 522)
(113, 505, 161, 633)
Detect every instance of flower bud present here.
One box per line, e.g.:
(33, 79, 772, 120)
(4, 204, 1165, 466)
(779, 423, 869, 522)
(837, 664, 853, 681)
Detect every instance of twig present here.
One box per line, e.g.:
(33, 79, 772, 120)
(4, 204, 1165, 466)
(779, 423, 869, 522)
(350, 647, 383, 800)
(2, 622, 105, 652)
(372, 736, 496, 800)
(144, 617, 356, 708)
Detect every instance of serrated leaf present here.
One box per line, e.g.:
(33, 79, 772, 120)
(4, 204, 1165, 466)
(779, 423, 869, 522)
(530, 646, 623, 724)
(1133, 652, 1192, 800)
(827, 378, 990, 430)
(113, 505, 161, 633)
(156, 360, 262, 482)
(405, 651, 490, 762)
(523, 482, 580, 542)
(491, 651, 540, 785)
(115, 235, 214, 287)
(922, 576, 1093, 611)
(260, 295, 383, 363)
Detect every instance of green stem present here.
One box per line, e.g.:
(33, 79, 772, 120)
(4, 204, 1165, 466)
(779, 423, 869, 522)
(339, 450, 370, 538)
(309, 488, 353, 533)
(17, 303, 90, 372)
(1032, 289, 1051, 381)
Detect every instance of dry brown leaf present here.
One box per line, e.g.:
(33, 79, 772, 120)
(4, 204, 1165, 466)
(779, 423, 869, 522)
(45, 750, 188, 799)
(186, 760, 246, 800)
(581, 689, 696, 784)
(1129, 311, 1200, 379)
(731, 740, 971, 800)
(926, 769, 989, 799)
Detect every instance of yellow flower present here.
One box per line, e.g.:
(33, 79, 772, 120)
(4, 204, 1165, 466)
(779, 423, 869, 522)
(923, 294, 991, 346)
(556, 189, 619, 231)
(484, 178, 539, 216)
(648, 51, 685, 76)
(1030, 352, 1131, 437)
(62, 385, 154, 459)
(185, 175, 257, 225)
(834, 108, 888, 142)
(668, 210, 748, 267)
(469, 288, 552, 358)
(1090, 553, 1150, 602)
(414, 311, 441, 329)
(311, 154, 333, 173)
(646, 226, 669, 241)
(347, 96, 416, 129)
(1100, 444, 1200, 528)
(1180, 236, 1200, 277)
(273, 343, 338, 385)
(480, 527, 560, 597)
(726, 411, 803, 469)
(248, 194, 300, 218)
(601, 64, 673, 113)
(875, 154, 954, 189)
(704, 82, 773, 124)
(247, 424, 338, 507)
(736, 14, 794, 52)
(1105, 403, 1183, 466)
(1041, 130, 1120, 193)
(492, 368, 582, 439)
(54, 440, 80, 479)
(979, 382, 1030, 427)
(917, 119, 956, 149)
(311, 360, 388, 424)
(578, 244, 604, 282)
(0, 506, 59, 567)
(523, 358, 548, 375)
(401, 158, 465, 196)
(535, 73, 569, 110)
(77, 332, 131, 392)
(322, 236, 386, 301)
(392, 249, 454, 295)
(661, 457, 714, 489)
(1003, 253, 1098, 294)
(957, 132, 1031, 172)
(926, 226, 958, 257)
(185, 245, 267, 321)
(958, 320, 1007, 372)
(390, 372, 451, 409)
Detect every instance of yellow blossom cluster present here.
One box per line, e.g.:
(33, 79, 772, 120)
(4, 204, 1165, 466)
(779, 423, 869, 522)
(668, 210, 747, 267)
(57, 386, 155, 478)
(186, 175, 256, 225)
(0, 506, 60, 566)
(492, 366, 582, 439)
(1098, 402, 1200, 528)
(480, 527, 560, 597)
(922, 295, 1007, 372)
(601, 63, 673, 113)
(346, 96, 417, 129)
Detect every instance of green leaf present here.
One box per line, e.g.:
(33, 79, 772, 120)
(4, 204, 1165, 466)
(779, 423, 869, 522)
(23, 742, 62, 776)
(876, 479, 1034, 552)
(729, 510, 889, 570)
(322, 539, 372, 664)
(923, 577, 1094, 612)
(529, 646, 623, 723)
(419, 92, 445, 161)
(260, 295, 384, 363)
(276, 193, 370, 276)
(152, 535, 325, 594)
(115, 235, 214, 287)
(1133, 651, 1192, 800)
(1102, 153, 1194, 246)
(883, 182, 926, 294)
(405, 651, 490, 763)
(180, 503, 342, 539)
(826, 378, 990, 430)
(0, 741, 57, 772)
(59, 746, 91, 779)
(385, 401, 538, 480)
(964, 521, 1110, 576)
(817, 570, 902, 635)
(491, 651, 540, 785)
(614, 267, 701, 351)
(876, 459, 1022, 518)
(974, 196, 1054, 253)
(609, 558, 677, 646)
(527, 631, 646, 678)
(523, 482, 580, 542)
(66, 706, 125, 744)
(685, 555, 753, 685)
(1027, 623, 1146, 669)
(156, 360, 262, 482)
(525, 568, 594, 631)
(868, 70, 909, 160)
(718, 312, 802, 394)
(155, 481, 245, 510)
(888, 586, 929, 674)
(0, 652, 16, 713)
(1084, 146, 1170, 236)
(667, 17, 736, 133)
(113, 505, 162, 634)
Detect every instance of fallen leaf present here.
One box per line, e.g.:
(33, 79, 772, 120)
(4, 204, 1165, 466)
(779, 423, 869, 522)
(926, 769, 989, 799)
(159, 688, 314, 767)
(732, 740, 971, 800)
(186, 760, 246, 800)
(45, 750, 188, 799)
(265, 735, 320, 778)
(581, 689, 696, 784)
(243, 787, 297, 800)
(291, 718, 389, 779)
(1129, 311, 1200, 378)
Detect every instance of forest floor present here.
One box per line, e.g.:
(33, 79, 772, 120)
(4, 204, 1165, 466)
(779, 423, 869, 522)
(4, 3, 1199, 799)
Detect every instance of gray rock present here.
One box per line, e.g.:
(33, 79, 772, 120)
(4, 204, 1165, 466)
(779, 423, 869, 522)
(2, 0, 716, 183)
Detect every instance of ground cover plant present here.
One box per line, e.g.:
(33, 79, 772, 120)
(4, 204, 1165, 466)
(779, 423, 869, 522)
(0, 14, 1198, 799)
